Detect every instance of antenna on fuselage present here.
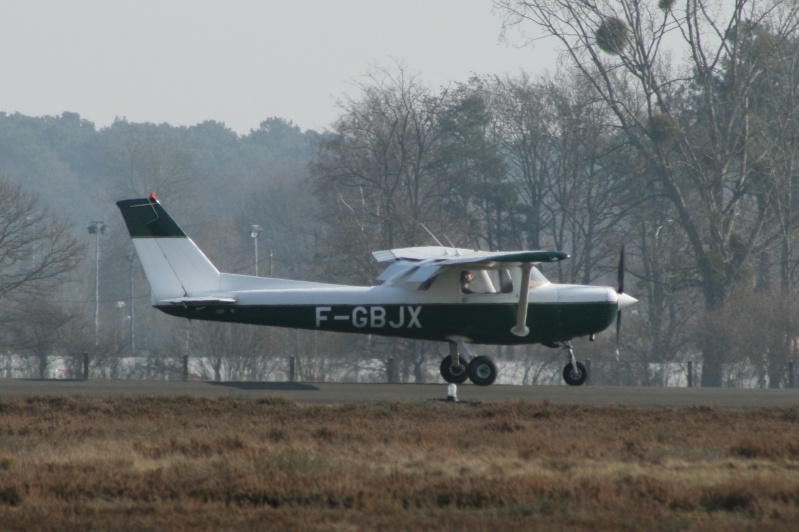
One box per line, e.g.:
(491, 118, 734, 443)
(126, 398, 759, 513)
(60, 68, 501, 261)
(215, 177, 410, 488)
(421, 223, 453, 256)
(443, 234, 454, 246)
(442, 234, 461, 256)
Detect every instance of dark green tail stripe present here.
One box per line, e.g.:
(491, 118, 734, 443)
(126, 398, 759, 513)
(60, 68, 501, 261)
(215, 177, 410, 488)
(116, 198, 186, 238)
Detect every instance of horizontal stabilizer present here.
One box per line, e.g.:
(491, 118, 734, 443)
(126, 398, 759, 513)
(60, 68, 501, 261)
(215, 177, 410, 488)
(161, 296, 237, 306)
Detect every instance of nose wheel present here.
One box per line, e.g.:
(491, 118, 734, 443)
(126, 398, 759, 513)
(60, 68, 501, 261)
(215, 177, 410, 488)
(560, 343, 588, 386)
(563, 361, 588, 386)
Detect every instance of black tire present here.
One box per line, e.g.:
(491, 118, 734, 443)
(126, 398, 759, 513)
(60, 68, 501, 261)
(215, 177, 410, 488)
(440, 355, 469, 384)
(563, 361, 588, 386)
(467, 356, 498, 386)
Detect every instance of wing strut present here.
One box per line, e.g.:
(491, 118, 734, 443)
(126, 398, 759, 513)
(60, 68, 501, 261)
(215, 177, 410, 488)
(511, 263, 533, 337)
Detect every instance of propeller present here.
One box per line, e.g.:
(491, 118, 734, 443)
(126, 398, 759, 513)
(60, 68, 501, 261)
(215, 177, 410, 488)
(616, 245, 625, 360)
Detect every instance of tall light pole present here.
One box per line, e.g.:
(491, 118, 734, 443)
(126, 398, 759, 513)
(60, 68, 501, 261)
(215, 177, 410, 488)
(87, 221, 106, 352)
(251, 224, 262, 276)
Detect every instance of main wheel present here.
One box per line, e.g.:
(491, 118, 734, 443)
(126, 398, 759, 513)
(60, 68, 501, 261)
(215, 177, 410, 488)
(562, 361, 588, 386)
(440, 355, 469, 384)
(467, 356, 498, 386)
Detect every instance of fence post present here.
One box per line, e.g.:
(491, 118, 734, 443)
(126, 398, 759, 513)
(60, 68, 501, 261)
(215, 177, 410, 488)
(289, 356, 296, 382)
(182, 354, 189, 382)
(387, 357, 396, 383)
(687, 361, 693, 388)
(789, 361, 795, 389)
(82, 352, 89, 380)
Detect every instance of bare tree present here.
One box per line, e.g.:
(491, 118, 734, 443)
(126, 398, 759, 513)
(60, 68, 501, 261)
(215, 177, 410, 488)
(312, 63, 462, 283)
(437, 84, 513, 250)
(191, 322, 277, 381)
(0, 178, 84, 301)
(244, 172, 323, 282)
(4, 300, 86, 379)
(475, 73, 557, 252)
(496, 0, 799, 385)
(102, 121, 195, 200)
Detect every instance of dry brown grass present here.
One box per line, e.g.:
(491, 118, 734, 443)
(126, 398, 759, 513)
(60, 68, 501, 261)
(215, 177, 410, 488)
(0, 395, 797, 530)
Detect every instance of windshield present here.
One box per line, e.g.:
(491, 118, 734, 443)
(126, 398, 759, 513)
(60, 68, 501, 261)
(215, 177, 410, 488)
(529, 267, 549, 288)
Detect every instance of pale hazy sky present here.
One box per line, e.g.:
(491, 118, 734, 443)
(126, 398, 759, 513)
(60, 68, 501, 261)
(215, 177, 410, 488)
(0, 1, 555, 134)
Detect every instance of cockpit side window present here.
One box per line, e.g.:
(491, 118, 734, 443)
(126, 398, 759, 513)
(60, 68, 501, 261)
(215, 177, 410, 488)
(499, 269, 514, 293)
(460, 269, 514, 295)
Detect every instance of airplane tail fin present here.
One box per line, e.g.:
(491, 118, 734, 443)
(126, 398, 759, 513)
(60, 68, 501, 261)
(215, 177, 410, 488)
(116, 195, 220, 304)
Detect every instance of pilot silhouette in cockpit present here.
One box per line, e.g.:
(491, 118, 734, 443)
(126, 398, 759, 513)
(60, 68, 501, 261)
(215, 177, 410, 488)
(461, 271, 475, 294)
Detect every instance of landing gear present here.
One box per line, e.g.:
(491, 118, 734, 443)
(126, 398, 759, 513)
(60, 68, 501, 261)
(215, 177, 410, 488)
(559, 343, 588, 386)
(440, 355, 468, 384)
(467, 356, 498, 386)
(563, 361, 588, 386)
(440, 341, 468, 383)
(440, 341, 499, 385)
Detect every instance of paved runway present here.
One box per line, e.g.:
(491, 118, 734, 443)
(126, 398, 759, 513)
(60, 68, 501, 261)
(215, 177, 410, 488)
(1, 379, 798, 407)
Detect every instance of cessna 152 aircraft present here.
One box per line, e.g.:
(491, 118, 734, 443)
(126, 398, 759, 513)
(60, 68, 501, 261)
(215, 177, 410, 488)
(117, 194, 636, 386)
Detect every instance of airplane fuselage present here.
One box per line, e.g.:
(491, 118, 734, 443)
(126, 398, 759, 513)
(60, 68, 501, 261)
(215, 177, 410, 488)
(156, 282, 619, 345)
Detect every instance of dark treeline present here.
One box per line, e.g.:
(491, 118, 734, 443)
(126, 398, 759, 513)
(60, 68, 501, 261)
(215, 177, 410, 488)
(0, 113, 321, 381)
(1, 0, 798, 387)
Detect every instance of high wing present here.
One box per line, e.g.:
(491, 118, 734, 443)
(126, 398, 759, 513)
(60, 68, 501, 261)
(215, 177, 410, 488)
(375, 247, 568, 285)
(373, 246, 569, 265)
(374, 246, 570, 337)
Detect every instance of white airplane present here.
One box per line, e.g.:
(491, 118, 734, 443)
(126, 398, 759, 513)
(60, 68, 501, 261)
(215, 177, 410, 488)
(117, 194, 637, 386)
